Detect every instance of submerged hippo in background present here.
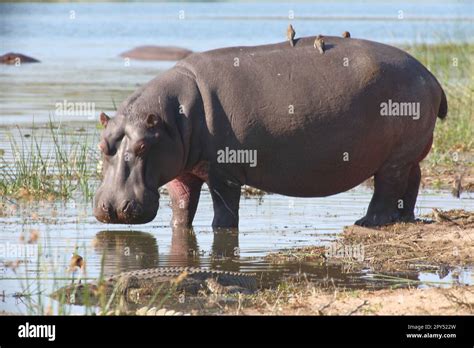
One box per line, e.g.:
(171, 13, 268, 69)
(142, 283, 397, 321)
(1, 52, 40, 64)
(94, 35, 447, 228)
(120, 46, 193, 61)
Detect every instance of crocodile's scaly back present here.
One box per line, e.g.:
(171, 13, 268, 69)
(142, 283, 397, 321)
(51, 267, 257, 306)
(114, 267, 256, 289)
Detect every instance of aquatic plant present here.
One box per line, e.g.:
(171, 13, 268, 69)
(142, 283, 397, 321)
(0, 120, 100, 200)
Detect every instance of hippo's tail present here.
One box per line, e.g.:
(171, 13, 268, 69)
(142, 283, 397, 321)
(424, 63, 448, 119)
(437, 87, 448, 119)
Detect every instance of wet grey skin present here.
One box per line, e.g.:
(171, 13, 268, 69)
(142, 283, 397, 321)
(1, 52, 40, 64)
(51, 267, 257, 305)
(119, 46, 193, 61)
(94, 35, 447, 228)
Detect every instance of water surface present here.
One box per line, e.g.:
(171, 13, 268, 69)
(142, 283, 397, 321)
(0, 1, 473, 314)
(1, 1, 472, 123)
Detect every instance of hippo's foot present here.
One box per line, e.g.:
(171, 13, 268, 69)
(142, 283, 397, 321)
(357, 163, 421, 227)
(355, 211, 401, 227)
(355, 209, 416, 227)
(399, 211, 416, 223)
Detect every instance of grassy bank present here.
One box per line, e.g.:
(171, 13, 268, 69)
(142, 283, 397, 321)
(402, 43, 473, 192)
(0, 122, 100, 200)
(404, 42, 473, 161)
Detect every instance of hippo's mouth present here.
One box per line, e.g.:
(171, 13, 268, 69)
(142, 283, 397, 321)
(94, 187, 160, 224)
(115, 200, 144, 223)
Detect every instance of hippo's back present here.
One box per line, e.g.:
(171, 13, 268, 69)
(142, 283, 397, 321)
(177, 36, 438, 129)
(176, 37, 443, 197)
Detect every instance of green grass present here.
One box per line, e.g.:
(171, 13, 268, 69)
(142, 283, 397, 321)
(0, 120, 101, 200)
(403, 42, 473, 164)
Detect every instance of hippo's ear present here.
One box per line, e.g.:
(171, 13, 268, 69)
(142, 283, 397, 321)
(146, 114, 162, 129)
(99, 112, 110, 127)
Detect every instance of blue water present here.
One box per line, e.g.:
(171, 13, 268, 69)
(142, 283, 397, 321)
(1, 1, 472, 59)
(0, 1, 472, 124)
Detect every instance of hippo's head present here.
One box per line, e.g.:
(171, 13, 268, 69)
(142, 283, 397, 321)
(94, 105, 186, 224)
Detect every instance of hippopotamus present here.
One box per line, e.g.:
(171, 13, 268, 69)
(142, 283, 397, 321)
(1, 52, 40, 64)
(94, 35, 447, 228)
(120, 46, 193, 61)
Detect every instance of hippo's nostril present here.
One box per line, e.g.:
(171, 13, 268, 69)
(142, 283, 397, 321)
(95, 201, 116, 223)
(101, 202, 108, 212)
(121, 200, 132, 214)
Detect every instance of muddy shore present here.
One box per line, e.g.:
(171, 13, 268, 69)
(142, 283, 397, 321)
(230, 209, 474, 315)
(233, 284, 474, 315)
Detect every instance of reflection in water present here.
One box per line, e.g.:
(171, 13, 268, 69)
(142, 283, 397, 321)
(92, 230, 159, 276)
(76, 225, 474, 294)
(168, 227, 241, 272)
(92, 227, 244, 274)
(169, 227, 199, 266)
(212, 228, 239, 258)
(89, 228, 432, 290)
(211, 228, 240, 272)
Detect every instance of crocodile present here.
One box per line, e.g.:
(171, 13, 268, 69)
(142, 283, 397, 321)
(51, 267, 257, 306)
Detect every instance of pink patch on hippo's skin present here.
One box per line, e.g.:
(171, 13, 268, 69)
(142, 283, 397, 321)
(167, 169, 205, 226)
(167, 174, 197, 201)
(167, 161, 208, 202)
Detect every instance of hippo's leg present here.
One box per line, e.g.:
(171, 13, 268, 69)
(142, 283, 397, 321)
(398, 137, 432, 222)
(355, 163, 413, 227)
(399, 163, 421, 222)
(167, 173, 204, 227)
(208, 176, 241, 228)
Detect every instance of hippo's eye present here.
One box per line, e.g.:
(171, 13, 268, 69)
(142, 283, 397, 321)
(146, 114, 161, 129)
(134, 140, 150, 157)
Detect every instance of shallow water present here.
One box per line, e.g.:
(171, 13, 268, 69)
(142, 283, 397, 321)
(0, 1, 473, 314)
(1, 1, 473, 124)
(0, 183, 472, 314)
